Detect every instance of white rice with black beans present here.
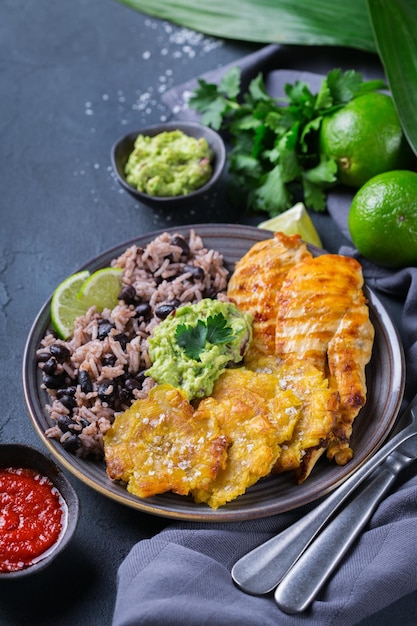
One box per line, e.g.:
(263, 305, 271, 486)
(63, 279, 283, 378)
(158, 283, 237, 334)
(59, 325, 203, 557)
(36, 230, 229, 458)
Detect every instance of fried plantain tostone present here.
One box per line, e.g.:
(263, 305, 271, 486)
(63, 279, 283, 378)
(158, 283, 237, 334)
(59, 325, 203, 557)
(104, 383, 228, 498)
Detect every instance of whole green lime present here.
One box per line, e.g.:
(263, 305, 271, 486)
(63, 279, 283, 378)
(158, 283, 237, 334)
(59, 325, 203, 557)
(319, 91, 410, 188)
(348, 170, 417, 268)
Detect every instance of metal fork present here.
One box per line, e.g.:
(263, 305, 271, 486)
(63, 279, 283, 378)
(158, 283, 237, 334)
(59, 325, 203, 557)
(231, 393, 417, 599)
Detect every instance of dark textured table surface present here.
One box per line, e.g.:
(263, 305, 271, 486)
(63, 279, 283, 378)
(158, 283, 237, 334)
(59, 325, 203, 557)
(0, 1, 415, 624)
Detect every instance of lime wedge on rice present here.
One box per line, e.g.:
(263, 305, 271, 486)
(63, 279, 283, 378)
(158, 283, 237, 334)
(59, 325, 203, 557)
(51, 270, 91, 339)
(51, 267, 124, 340)
(258, 202, 323, 248)
(76, 267, 123, 311)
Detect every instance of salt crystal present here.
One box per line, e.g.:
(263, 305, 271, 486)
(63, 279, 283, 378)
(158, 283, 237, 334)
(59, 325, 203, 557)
(285, 406, 298, 417)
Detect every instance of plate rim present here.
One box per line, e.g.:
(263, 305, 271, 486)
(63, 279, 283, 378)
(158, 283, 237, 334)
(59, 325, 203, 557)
(22, 223, 405, 521)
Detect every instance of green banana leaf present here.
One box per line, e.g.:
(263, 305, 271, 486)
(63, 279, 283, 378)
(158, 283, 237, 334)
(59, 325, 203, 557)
(117, 0, 376, 51)
(367, 0, 417, 155)
(117, 0, 417, 156)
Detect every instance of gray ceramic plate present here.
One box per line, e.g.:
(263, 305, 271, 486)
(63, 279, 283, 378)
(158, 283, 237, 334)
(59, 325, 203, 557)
(23, 224, 405, 521)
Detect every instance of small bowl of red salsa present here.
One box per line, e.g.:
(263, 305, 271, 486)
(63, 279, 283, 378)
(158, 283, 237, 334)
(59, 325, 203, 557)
(0, 444, 79, 578)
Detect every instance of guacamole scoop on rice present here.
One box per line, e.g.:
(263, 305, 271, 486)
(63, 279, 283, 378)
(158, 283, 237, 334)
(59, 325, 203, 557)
(147, 299, 253, 400)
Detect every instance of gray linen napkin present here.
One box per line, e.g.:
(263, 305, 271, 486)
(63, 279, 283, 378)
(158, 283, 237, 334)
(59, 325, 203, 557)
(112, 46, 417, 626)
(114, 484, 417, 625)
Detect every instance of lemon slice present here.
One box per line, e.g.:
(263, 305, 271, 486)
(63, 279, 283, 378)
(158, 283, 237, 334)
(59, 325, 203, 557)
(258, 202, 323, 248)
(51, 270, 91, 339)
(77, 267, 124, 311)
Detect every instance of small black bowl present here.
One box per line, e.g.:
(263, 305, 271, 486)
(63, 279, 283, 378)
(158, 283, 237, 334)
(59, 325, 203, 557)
(0, 444, 79, 579)
(110, 121, 227, 209)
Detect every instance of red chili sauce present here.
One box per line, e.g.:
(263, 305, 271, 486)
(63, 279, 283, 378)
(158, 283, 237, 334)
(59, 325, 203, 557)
(0, 467, 66, 573)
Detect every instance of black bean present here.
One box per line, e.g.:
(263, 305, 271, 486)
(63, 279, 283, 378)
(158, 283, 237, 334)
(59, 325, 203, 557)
(102, 354, 117, 367)
(98, 380, 118, 404)
(97, 320, 115, 340)
(184, 264, 205, 281)
(118, 284, 137, 304)
(64, 416, 89, 431)
(62, 434, 80, 453)
(78, 370, 93, 393)
(43, 372, 67, 389)
(50, 343, 70, 362)
(56, 386, 76, 398)
(135, 370, 147, 385)
(171, 235, 190, 257)
(154, 303, 177, 319)
(125, 377, 142, 392)
(135, 303, 152, 320)
(59, 394, 77, 411)
(57, 415, 73, 433)
(115, 371, 128, 385)
(118, 388, 131, 404)
(42, 357, 58, 375)
(114, 333, 129, 350)
(36, 351, 51, 363)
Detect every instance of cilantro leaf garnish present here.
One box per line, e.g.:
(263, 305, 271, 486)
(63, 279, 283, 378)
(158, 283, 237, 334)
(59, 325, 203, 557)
(206, 313, 236, 345)
(175, 319, 207, 360)
(175, 313, 235, 361)
(189, 67, 386, 216)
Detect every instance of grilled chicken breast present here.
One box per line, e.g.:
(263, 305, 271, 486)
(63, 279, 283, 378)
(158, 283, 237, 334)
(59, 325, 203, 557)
(275, 253, 374, 468)
(326, 291, 375, 464)
(229, 235, 374, 482)
(227, 233, 311, 357)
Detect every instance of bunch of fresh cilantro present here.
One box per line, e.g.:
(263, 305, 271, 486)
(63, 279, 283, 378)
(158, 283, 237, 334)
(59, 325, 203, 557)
(189, 67, 385, 216)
